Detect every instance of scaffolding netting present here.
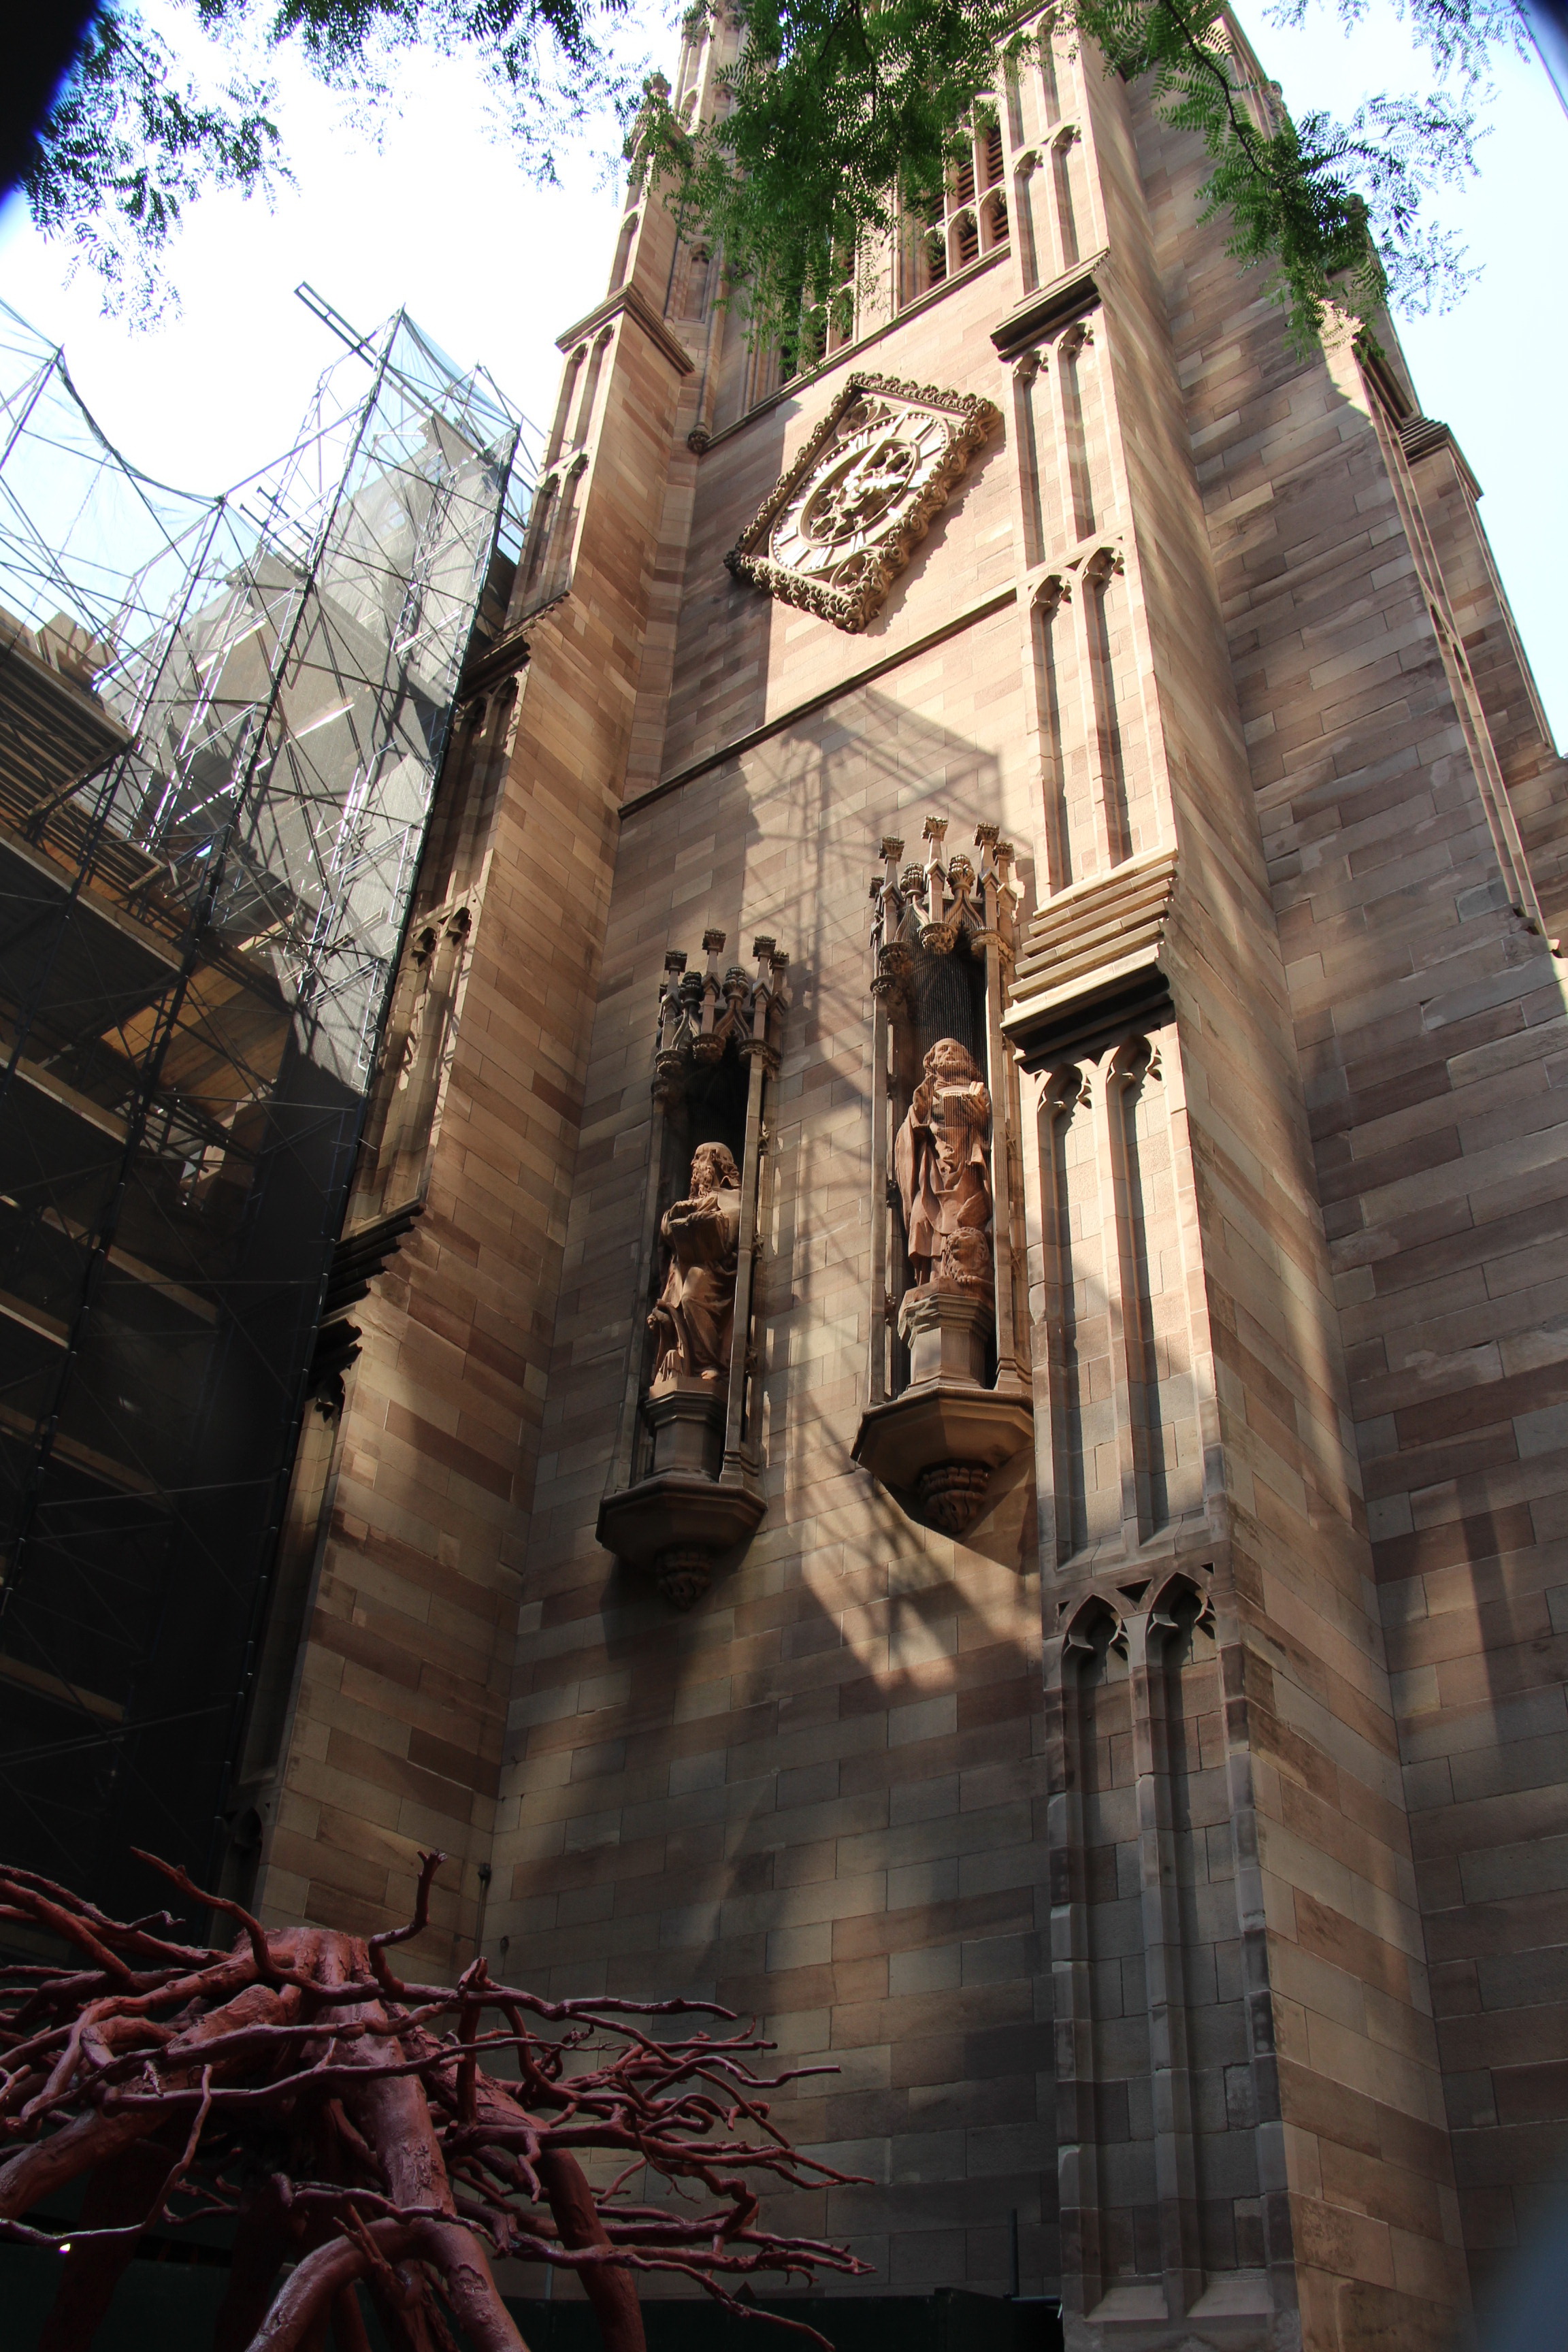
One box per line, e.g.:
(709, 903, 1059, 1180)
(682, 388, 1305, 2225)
(0, 297, 527, 1913)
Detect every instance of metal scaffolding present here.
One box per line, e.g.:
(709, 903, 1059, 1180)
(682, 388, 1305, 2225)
(0, 297, 527, 1912)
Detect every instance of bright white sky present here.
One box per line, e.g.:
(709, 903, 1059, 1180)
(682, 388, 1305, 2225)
(0, 0, 1562, 736)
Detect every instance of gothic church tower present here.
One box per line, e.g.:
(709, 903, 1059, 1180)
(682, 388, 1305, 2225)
(246, 10, 1568, 2348)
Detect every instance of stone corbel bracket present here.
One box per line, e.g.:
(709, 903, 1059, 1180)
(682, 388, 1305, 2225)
(596, 932, 788, 1609)
(1001, 844, 1177, 1070)
(725, 371, 1000, 635)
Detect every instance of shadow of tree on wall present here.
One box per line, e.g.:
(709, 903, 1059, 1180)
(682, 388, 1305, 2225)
(500, 677, 1064, 2309)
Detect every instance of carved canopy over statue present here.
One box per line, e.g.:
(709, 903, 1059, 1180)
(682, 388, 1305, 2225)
(598, 939, 784, 1607)
(855, 832, 1031, 1538)
(648, 1141, 741, 1383)
(894, 1037, 994, 1292)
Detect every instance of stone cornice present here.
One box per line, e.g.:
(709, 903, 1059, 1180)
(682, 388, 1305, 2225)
(458, 624, 532, 702)
(555, 283, 695, 376)
(1399, 414, 1482, 501)
(990, 251, 1109, 357)
(1002, 844, 1179, 1066)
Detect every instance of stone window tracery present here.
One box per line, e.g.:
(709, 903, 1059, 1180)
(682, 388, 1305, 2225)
(516, 474, 556, 604)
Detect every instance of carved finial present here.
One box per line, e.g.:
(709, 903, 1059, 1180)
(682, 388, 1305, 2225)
(881, 835, 904, 862)
(922, 816, 947, 846)
(664, 950, 688, 976)
(974, 827, 998, 898)
(746, 938, 787, 1060)
(696, 934, 726, 1039)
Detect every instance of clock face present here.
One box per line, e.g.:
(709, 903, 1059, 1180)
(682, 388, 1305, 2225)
(768, 401, 955, 591)
(727, 372, 998, 633)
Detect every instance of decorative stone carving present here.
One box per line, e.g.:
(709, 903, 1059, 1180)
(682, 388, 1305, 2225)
(725, 372, 1000, 634)
(853, 823, 1032, 1537)
(649, 1142, 741, 1383)
(598, 936, 787, 1607)
(895, 1038, 994, 1293)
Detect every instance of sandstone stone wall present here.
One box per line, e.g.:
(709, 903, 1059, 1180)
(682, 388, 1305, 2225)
(1143, 22, 1568, 2319)
(244, 6, 1567, 2345)
(248, 207, 693, 1972)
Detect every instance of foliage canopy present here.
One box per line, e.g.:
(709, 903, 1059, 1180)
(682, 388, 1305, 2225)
(638, 0, 1516, 355)
(24, 0, 1529, 343)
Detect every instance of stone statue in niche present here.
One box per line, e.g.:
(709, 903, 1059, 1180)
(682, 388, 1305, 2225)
(894, 1038, 994, 1292)
(649, 1142, 741, 1386)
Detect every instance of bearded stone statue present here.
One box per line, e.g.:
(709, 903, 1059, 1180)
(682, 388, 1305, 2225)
(894, 1037, 993, 1292)
(648, 1141, 742, 1384)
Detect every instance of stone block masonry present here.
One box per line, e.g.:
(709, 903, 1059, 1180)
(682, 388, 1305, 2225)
(245, 5, 1567, 2347)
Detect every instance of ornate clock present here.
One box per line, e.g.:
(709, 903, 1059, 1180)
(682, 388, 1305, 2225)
(725, 371, 1000, 634)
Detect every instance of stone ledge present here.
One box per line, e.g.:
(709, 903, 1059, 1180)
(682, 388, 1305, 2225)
(1002, 845, 1177, 1067)
(990, 251, 1109, 358)
(554, 282, 695, 376)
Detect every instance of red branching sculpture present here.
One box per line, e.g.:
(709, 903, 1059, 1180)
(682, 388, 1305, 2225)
(0, 1850, 871, 2352)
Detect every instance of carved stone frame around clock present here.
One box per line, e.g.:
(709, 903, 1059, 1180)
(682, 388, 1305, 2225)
(724, 370, 1000, 635)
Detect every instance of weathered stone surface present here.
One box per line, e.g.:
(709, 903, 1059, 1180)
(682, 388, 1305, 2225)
(245, 5, 1566, 2347)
